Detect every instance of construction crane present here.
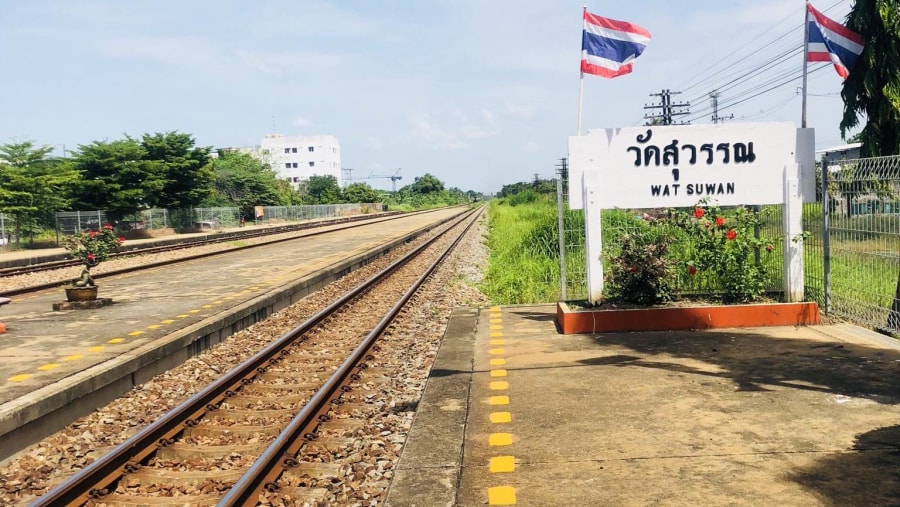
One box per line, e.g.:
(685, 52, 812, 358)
(343, 168, 403, 192)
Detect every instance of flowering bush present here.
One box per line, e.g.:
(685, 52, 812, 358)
(671, 200, 774, 303)
(63, 225, 125, 286)
(606, 231, 673, 305)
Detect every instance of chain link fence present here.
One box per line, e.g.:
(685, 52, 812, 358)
(557, 155, 900, 335)
(52, 204, 386, 238)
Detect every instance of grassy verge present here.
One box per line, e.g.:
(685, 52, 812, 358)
(479, 197, 561, 304)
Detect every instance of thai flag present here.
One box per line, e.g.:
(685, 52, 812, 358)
(806, 2, 864, 79)
(581, 10, 651, 79)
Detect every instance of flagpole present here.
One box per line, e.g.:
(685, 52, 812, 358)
(577, 5, 586, 135)
(801, 0, 810, 128)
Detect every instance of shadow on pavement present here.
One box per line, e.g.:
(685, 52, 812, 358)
(579, 329, 900, 505)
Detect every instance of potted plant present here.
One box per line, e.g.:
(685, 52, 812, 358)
(62, 224, 125, 301)
(557, 202, 820, 333)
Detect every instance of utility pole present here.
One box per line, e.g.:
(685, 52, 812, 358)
(644, 89, 690, 125)
(341, 167, 353, 187)
(709, 89, 734, 124)
(555, 157, 568, 183)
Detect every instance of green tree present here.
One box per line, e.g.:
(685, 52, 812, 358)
(0, 140, 78, 243)
(69, 138, 164, 219)
(206, 150, 296, 216)
(342, 182, 380, 203)
(840, 0, 900, 155)
(408, 173, 445, 195)
(141, 132, 214, 209)
(303, 174, 342, 204)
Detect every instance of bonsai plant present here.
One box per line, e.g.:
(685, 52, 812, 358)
(63, 224, 124, 299)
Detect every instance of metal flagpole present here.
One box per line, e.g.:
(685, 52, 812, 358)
(577, 5, 586, 135)
(801, 0, 810, 128)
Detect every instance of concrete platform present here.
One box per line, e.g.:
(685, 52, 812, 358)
(387, 304, 900, 506)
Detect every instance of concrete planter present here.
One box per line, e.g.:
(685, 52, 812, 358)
(557, 300, 820, 335)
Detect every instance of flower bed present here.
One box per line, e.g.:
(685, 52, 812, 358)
(557, 300, 820, 334)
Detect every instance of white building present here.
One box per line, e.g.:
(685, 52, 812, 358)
(258, 134, 342, 188)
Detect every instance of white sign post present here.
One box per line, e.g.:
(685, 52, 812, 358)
(568, 122, 816, 305)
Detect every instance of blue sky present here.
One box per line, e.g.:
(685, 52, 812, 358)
(0, 0, 855, 194)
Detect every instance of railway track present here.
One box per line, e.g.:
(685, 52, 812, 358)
(27, 207, 482, 506)
(0, 209, 451, 297)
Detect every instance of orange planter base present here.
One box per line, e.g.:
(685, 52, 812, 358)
(557, 301, 820, 334)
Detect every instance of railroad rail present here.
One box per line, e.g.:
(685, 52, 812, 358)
(0, 208, 450, 297)
(29, 206, 482, 506)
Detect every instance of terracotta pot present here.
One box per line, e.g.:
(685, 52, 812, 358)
(65, 286, 99, 302)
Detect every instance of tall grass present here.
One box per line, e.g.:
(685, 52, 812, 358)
(480, 197, 562, 304)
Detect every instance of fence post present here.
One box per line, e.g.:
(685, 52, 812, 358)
(556, 176, 567, 301)
(821, 155, 831, 314)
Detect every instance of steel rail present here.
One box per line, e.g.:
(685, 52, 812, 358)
(219, 206, 483, 506)
(0, 208, 464, 298)
(28, 207, 478, 507)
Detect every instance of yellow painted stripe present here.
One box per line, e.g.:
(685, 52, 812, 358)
(489, 348, 505, 355)
(160, 319, 175, 324)
(489, 396, 510, 406)
(490, 319, 502, 324)
(108, 338, 125, 344)
(489, 339, 505, 346)
(489, 433, 513, 446)
(63, 354, 83, 361)
(176, 314, 189, 319)
(491, 412, 512, 424)
(490, 456, 516, 473)
(128, 330, 144, 336)
(490, 381, 509, 390)
(37, 363, 60, 371)
(212, 300, 223, 304)
(490, 369, 507, 377)
(490, 332, 504, 337)
(489, 325, 503, 331)
(490, 306, 501, 312)
(201, 304, 213, 309)
(88, 346, 105, 352)
(146, 324, 160, 330)
(488, 486, 517, 505)
(8, 374, 32, 382)
(189, 309, 201, 313)
(490, 358, 506, 366)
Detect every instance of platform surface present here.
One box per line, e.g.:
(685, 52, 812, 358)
(388, 304, 900, 506)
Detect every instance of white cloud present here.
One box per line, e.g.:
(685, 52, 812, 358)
(406, 108, 499, 150)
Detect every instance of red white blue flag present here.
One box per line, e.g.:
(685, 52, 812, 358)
(581, 10, 651, 79)
(806, 2, 864, 79)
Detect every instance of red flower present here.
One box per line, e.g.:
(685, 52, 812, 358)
(688, 265, 697, 276)
(86, 253, 96, 261)
(117, 237, 126, 244)
(693, 208, 705, 219)
(715, 216, 725, 227)
(726, 229, 737, 240)
(88, 230, 97, 238)
(766, 243, 773, 252)
(103, 224, 114, 230)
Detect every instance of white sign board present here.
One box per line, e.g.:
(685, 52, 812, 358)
(568, 123, 816, 209)
(567, 122, 815, 304)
